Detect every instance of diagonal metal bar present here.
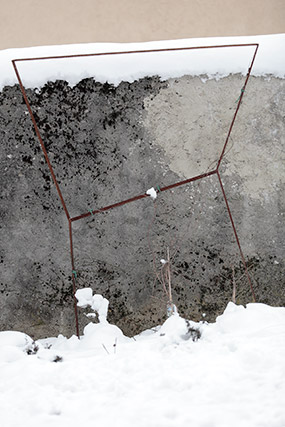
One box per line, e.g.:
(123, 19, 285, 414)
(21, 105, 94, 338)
(217, 170, 256, 301)
(217, 44, 259, 170)
(12, 61, 70, 221)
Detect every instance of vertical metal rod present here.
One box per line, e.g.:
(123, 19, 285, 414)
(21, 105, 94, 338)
(217, 171, 256, 301)
(69, 219, 80, 337)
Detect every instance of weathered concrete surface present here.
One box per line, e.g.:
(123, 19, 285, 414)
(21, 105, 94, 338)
(0, 74, 284, 338)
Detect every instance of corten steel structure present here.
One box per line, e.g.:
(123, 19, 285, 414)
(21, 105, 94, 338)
(12, 43, 259, 337)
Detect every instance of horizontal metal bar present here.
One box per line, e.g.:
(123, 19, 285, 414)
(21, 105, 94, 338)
(12, 43, 259, 63)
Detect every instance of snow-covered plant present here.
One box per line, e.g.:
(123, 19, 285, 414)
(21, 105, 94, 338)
(0, 331, 39, 355)
(75, 288, 109, 323)
(75, 288, 129, 351)
(183, 320, 201, 341)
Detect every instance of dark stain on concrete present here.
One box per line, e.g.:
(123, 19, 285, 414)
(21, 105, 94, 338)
(0, 76, 284, 338)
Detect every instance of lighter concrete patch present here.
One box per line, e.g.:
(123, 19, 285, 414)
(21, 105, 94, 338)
(144, 75, 285, 204)
(144, 75, 243, 178)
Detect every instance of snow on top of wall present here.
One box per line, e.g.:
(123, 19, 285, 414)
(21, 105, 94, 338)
(0, 34, 284, 90)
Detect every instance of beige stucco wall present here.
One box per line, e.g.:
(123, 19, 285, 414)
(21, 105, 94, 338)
(1, 0, 285, 50)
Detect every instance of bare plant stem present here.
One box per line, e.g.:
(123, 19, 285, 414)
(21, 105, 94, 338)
(232, 265, 236, 303)
(102, 344, 109, 355)
(167, 248, 173, 306)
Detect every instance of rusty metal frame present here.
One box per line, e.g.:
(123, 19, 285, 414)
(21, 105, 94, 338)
(12, 43, 259, 336)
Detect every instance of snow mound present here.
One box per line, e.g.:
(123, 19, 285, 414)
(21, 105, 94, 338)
(158, 313, 188, 340)
(0, 330, 37, 362)
(214, 301, 285, 336)
(81, 321, 129, 351)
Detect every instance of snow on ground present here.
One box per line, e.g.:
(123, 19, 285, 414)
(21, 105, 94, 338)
(0, 34, 284, 91)
(0, 301, 285, 427)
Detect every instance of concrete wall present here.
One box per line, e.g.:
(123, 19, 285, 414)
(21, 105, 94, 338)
(0, 73, 284, 338)
(1, 0, 285, 50)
